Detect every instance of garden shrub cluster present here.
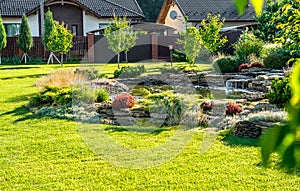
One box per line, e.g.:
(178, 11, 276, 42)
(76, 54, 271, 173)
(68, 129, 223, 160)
(148, 91, 185, 126)
(267, 78, 292, 108)
(212, 56, 239, 73)
(74, 68, 102, 80)
(159, 67, 181, 74)
(29, 86, 73, 107)
(113, 65, 146, 78)
(263, 49, 292, 69)
(112, 93, 135, 109)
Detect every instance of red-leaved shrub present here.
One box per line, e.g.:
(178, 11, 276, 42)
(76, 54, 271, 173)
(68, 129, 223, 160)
(225, 103, 242, 116)
(201, 100, 215, 111)
(112, 93, 135, 109)
(237, 64, 249, 72)
(250, 62, 264, 68)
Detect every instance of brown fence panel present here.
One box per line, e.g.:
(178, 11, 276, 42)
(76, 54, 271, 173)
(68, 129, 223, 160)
(158, 35, 181, 59)
(69, 36, 87, 59)
(2, 37, 18, 57)
(1, 36, 87, 59)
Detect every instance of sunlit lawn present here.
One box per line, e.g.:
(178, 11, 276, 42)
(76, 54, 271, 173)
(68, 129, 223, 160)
(0, 64, 299, 190)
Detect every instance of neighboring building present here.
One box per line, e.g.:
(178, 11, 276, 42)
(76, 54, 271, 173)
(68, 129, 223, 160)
(156, 0, 258, 33)
(0, 0, 144, 37)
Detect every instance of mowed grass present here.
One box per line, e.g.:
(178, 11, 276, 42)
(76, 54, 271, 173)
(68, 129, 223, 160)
(0, 64, 299, 190)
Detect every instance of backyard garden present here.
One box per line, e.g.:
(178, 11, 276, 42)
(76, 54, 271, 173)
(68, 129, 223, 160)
(1, 0, 300, 190)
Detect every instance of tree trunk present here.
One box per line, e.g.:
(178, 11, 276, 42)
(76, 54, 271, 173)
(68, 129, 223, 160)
(117, 53, 120, 69)
(61, 52, 63, 66)
(125, 51, 128, 63)
(25, 53, 27, 64)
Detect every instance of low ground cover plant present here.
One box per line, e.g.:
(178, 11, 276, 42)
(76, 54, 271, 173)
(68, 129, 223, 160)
(113, 65, 146, 78)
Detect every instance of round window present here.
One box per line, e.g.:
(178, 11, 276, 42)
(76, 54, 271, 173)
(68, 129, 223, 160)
(170, 10, 178, 20)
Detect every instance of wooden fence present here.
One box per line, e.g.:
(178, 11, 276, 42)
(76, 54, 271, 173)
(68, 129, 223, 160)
(1, 36, 87, 59)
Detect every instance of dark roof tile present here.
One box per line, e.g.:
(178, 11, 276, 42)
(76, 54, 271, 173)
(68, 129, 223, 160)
(0, 0, 144, 18)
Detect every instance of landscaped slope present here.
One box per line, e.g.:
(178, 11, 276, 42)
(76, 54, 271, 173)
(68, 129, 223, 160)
(0, 65, 299, 190)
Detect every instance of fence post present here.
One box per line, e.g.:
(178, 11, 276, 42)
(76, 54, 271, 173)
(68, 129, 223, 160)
(151, 33, 158, 61)
(87, 33, 95, 63)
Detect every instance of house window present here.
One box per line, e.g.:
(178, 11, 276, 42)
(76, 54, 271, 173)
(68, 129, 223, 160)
(99, 23, 109, 29)
(4, 23, 20, 37)
(71, 25, 78, 36)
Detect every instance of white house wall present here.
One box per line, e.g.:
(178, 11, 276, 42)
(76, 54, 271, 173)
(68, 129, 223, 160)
(28, 14, 39, 36)
(83, 11, 111, 35)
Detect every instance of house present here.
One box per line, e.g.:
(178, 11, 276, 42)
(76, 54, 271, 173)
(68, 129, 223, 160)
(0, 0, 145, 37)
(156, 0, 258, 33)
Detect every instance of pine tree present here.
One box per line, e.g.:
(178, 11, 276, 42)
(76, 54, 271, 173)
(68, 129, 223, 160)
(43, 9, 55, 52)
(17, 14, 33, 64)
(0, 16, 7, 64)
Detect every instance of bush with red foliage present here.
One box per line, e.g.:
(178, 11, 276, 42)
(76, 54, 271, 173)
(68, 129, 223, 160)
(237, 64, 249, 72)
(112, 93, 135, 109)
(200, 100, 215, 111)
(225, 103, 242, 116)
(250, 62, 264, 68)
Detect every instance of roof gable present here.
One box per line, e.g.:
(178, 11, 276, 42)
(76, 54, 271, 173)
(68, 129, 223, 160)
(0, 0, 144, 18)
(157, 0, 257, 23)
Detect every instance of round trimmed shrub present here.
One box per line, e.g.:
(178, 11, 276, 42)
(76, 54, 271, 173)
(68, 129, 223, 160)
(213, 56, 239, 73)
(250, 61, 264, 68)
(263, 49, 291, 69)
(225, 103, 242, 116)
(237, 63, 249, 72)
(112, 93, 135, 109)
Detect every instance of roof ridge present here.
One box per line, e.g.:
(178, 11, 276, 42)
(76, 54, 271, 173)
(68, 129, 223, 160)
(104, 0, 145, 18)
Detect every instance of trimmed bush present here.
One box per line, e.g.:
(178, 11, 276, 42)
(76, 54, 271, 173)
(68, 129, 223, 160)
(250, 61, 264, 68)
(267, 78, 292, 108)
(30, 86, 73, 107)
(94, 89, 109, 103)
(263, 49, 291, 69)
(200, 100, 214, 111)
(112, 93, 135, 109)
(113, 65, 146, 78)
(212, 56, 239, 73)
(225, 103, 242, 116)
(237, 63, 249, 72)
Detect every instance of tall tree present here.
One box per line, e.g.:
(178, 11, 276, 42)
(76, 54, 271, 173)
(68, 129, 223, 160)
(198, 14, 228, 54)
(46, 21, 73, 66)
(104, 15, 140, 67)
(43, 10, 55, 51)
(17, 14, 33, 64)
(177, 27, 202, 65)
(136, 0, 164, 22)
(0, 15, 7, 65)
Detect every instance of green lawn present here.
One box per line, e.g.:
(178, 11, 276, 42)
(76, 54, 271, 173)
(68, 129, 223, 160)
(0, 64, 299, 190)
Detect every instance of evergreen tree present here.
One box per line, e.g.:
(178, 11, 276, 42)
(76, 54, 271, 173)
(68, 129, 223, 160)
(137, 0, 164, 22)
(43, 9, 55, 51)
(0, 15, 7, 64)
(17, 14, 33, 64)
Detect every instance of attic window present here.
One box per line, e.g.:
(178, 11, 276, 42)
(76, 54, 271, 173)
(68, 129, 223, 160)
(170, 10, 178, 20)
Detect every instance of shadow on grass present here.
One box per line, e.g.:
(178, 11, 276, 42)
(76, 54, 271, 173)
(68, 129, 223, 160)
(5, 93, 36, 103)
(0, 105, 39, 123)
(104, 126, 171, 135)
(0, 66, 40, 70)
(221, 132, 259, 147)
(0, 74, 46, 80)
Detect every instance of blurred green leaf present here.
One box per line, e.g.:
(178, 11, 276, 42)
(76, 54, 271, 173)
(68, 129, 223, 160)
(234, 0, 248, 16)
(250, 0, 264, 15)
